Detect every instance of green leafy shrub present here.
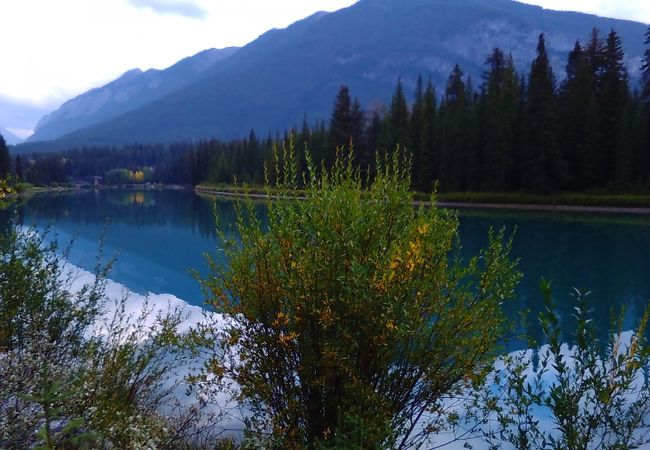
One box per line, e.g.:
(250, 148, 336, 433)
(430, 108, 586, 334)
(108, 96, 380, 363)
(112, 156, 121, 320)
(479, 281, 650, 450)
(194, 146, 520, 449)
(0, 228, 209, 449)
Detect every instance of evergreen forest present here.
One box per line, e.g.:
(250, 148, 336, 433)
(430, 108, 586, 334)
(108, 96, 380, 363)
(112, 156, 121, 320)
(11, 27, 650, 195)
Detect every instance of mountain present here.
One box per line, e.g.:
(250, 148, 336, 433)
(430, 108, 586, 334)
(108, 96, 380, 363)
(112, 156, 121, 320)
(27, 47, 239, 143)
(0, 126, 23, 145)
(20, 0, 649, 150)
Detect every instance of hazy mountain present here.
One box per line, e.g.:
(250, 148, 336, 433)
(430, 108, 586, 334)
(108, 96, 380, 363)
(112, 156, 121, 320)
(27, 47, 239, 143)
(0, 126, 23, 145)
(20, 0, 649, 150)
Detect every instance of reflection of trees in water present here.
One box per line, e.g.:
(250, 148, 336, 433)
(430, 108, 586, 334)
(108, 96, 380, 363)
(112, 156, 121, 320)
(16, 192, 650, 345)
(459, 213, 650, 346)
(18, 190, 268, 240)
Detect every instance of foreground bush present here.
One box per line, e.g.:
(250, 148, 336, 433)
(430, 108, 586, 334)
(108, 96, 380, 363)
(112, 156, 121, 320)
(478, 281, 650, 450)
(0, 228, 207, 449)
(194, 147, 520, 449)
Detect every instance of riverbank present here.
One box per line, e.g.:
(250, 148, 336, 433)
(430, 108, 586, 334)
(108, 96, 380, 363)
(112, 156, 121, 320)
(195, 184, 650, 215)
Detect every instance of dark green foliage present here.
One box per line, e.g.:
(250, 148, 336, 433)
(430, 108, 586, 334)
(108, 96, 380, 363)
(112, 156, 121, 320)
(521, 34, 565, 193)
(329, 85, 365, 165)
(415, 77, 438, 192)
(17, 25, 650, 195)
(381, 79, 410, 154)
(480, 282, 650, 450)
(642, 26, 650, 103)
(600, 30, 631, 186)
(0, 229, 212, 449)
(195, 146, 520, 449)
(480, 49, 520, 191)
(0, 134, 10, 179)
(18, 0, 648, 149)
(439, 66, 477, 191)
(558, 41, 601, 190)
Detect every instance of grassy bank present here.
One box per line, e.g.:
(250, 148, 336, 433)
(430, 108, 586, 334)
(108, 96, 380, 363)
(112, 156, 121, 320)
(196, 183, 650, 211)
(432, 191, 650, 208)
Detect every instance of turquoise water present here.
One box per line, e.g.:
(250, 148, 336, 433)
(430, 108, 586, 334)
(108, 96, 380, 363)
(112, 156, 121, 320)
(12, 189, 650, 342)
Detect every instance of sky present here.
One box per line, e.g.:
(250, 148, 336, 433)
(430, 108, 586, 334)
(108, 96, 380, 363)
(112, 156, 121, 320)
(0, 0, 649, 138)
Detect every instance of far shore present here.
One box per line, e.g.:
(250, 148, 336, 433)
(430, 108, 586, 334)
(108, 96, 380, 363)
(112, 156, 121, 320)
(195, 185, 650, 216)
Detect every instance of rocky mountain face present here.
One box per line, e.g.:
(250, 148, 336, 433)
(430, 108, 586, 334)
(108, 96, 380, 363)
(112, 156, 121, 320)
(20, 0, 648, 150)
(27, 47, 239, 142)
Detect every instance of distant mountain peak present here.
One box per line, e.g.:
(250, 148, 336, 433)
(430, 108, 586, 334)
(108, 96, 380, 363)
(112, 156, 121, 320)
(18, 0, 649, 151)
(27, 46, 240, 143)
(0, 127, 24, 145)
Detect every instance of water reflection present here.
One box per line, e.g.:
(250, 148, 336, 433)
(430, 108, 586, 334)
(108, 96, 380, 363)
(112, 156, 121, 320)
(15, 190, 650, 347)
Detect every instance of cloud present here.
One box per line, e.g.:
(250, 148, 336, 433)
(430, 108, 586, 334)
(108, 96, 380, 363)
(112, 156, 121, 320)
(127, 0, 207, 19)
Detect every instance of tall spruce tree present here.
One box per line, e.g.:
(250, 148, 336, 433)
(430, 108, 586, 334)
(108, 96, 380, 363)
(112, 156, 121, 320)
(558, 41, 601, 189)
(416, 77, 438, 192)
(439, 65, 472, 191)
(600, 29, 631, 186)
(480, 49, 520, 191)
(330, 85, 353, 151)
(329, 85, 364, 167)
(381, 78, 410, 153)
(410, 75, 425, 188)
(522, 34, 564, 192)
(640, 26, 650, 185)
(0, 134, 10, 179)
(641, 26, 650, 103)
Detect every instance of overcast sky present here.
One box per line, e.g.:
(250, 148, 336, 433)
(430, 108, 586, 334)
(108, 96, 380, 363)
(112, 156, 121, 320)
(0, 0, 649, 137)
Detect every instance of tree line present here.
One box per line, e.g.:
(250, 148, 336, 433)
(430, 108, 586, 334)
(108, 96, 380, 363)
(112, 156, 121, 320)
(7, 26, 650, 194)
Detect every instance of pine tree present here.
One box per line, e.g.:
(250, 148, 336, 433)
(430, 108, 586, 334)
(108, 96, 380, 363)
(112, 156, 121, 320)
(558, 41, 601, 189)
(521, 34, 564, 193)
(640, 26, 650, 186)
(0, 134, 10, 179)
(600, 29, 631, 186)
(410, 75, 425, 188)
(641, 26, 650, 103)
(439, 65, 471, 191)
(329, 85, 364, 165)
(381, 78, 410, 153)
(480, 49, 520, 191)
(416, 77, 437, 192)
(329, 85, 353, 152)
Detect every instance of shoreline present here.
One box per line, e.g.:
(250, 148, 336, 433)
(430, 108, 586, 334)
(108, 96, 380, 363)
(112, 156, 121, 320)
(195, 186, 650, 216)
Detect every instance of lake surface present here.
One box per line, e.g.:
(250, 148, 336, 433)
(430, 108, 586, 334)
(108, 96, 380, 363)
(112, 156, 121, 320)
(8, 189, 650, 344)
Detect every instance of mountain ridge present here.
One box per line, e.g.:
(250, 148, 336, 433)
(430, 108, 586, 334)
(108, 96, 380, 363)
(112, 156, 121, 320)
(19, 0, 649, 151)
(0, 127, 23, 145)
(27, 46, 240, 143)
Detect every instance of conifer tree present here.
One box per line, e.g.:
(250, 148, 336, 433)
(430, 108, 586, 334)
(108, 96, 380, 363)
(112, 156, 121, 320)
(558, 41, 600, 189)
(641, 26, 650, 103)
(0, 134, 10, 179)
(330, 85, 353, 151)
(600, 29, 631, 185)
(410, 75, 425, 188)
(480, 49, 520, 191)
(329, 85, 364, 165)
(381, 78, 410, 153)
(439, 65, 471, 191)
(522, 34, 564, 192)
(416, 77, 437, 192)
